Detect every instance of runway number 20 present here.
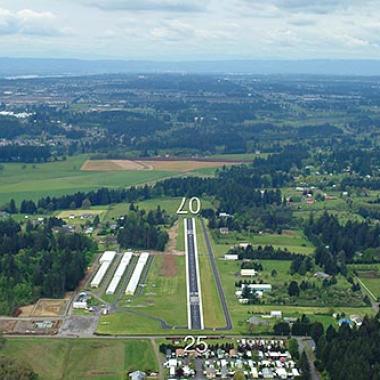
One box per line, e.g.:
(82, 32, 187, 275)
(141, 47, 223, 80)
(176, 197, 202, 215)
(184, 335, 208, 354)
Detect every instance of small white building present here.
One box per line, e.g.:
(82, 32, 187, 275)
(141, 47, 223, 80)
(225, 254, 239, 261)
(270, 311, 282, 318)
(73, 301, 87, 309)
(241, 269, 257, 277)
(243, 284, 272, 292)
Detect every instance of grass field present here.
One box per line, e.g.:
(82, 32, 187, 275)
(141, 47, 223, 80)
(195, 218, 226, 328)
(82, 159, 240, 172)
(208, 226, 374, 334)
(105, 197, 215, 222)
(2, 338, 159, 379)
(350, 264, 380, 301)
(98, 254, 188, 334)
(212, 229, 315, 255)
(0, 155, 183, 206)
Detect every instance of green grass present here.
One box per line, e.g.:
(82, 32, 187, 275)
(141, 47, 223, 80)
(0, 155, 182, 206)
(350, 264, 380, 300)
(98, 254, 188, 334)
(207, 224, 375, 334)
(213, 229, 315, 255)
(105, 197, 215, 222)
(1, 338, 158, 380)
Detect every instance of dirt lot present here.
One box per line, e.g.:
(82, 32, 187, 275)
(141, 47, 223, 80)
(0, 319, 61, 335)
(0, 320, 17, 334)
(160, 255, 177, 278)
(81, 159, 239, 172)
(31, 299, 68, 317)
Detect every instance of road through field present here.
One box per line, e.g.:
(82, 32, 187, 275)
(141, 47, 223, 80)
(185, 218, 204, 330)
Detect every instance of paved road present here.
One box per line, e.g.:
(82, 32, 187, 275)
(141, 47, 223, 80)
(185, 218, 203, 330)
(298, 338, 321, 380)
(200, 218, 233, 330)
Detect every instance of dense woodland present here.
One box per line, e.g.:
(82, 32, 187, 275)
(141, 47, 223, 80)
(305, 212, 380, 274)
(0, 219, 96, 314)
(117, 205, 170, 251)
(315, 315, 380, 380)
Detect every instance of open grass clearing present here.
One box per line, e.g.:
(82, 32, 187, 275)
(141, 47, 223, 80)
(213, 229, 315, 255)
(195, 218, 225, 329)
(82, 159, 241, 172)
(99, 254, 188, 334)
(0, 155, 181, 206)
(1, 338, 158, 380)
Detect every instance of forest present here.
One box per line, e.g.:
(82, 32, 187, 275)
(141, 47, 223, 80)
(0, 219, 96, 314)
(116, 205, 170, 251)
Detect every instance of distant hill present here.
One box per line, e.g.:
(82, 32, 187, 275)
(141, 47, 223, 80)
(0, 57, 380, 77)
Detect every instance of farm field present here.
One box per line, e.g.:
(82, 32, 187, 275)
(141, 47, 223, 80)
(212, 229, 315, 255)
(1, 338, 159, 379)
(82, 159, 241, 172)
(0, 155, 181, 206)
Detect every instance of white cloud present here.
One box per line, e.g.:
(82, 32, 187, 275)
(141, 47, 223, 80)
(82, 0, 207, 12)
(0, 7, 64, 36)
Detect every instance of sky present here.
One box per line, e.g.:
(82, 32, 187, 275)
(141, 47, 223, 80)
(0, 0, 380, 60)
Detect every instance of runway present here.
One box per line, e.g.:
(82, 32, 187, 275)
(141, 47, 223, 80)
(184, 218, 204, 330)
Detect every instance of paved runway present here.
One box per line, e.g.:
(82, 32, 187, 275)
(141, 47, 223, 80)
(185, 218, 203, 330)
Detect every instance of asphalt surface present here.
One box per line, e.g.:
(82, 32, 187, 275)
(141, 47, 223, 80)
(186, 218, 203, 330)
(200, 218, 233, 330)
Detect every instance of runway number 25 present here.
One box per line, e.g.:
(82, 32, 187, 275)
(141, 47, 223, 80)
(176, 197, 202, 215)
(184, 335, 208, 354)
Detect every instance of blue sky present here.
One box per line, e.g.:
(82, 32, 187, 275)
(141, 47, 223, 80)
(0, 0, 379, 60)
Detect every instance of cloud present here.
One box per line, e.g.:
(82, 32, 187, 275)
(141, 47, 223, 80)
(242, 0, 365, 15)
(82, 0, 207, 12)
(0, 8, 64, 36)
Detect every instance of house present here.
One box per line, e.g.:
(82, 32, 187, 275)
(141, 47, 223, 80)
(225, 254, 239, 261)
(206, 367, 217, 379)
(270, 311, 282, 318)
(243, 284, 272, 292)
(350, 315, 363, 327)
(129, 371, 146, 380)
(241, 269, 257, 277)
(219, 227, 229, 235)
(314, 272, 331, 280)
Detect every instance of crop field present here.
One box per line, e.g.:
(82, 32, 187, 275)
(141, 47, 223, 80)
(1, 338, 159, 379)
(82, 159, 241, 172)
(0, 155, 180, 206)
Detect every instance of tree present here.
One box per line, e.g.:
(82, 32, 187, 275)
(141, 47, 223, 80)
(274, 322, 290, 336)
(233, 371, 246, 380)
(288, 338, 300, 360)
(298, 351, 310, 380)
(7, 199, 17, 214)
(81, 198, 91, 209)
(288, 281, 300, 297)
(310, 322, 324, 343)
